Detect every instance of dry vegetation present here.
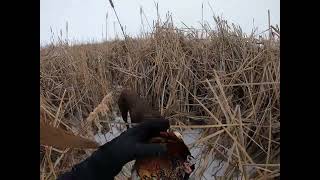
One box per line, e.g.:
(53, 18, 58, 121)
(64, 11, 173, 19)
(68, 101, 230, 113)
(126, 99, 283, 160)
(40, 14, 280, 179)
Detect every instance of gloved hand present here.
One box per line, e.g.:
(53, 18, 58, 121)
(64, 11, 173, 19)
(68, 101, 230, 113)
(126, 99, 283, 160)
(57, 118, 169, 180)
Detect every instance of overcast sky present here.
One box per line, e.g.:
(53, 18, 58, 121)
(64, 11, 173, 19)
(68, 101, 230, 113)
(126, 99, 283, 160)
(40, 0, 279, 45)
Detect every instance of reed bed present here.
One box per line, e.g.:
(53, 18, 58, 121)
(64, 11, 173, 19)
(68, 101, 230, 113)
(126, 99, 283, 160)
(40, 14, 280, 179)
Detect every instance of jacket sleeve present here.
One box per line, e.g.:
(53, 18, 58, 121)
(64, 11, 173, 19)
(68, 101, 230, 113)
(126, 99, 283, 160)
(56, 145, 123, 180)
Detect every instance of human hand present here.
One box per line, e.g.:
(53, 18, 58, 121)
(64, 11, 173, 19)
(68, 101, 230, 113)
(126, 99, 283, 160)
(100, 118, 170, 166)
(58, 118, 170, 180)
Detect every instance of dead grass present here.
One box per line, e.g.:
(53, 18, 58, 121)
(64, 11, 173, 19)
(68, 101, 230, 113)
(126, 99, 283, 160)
(40, 14, 280, 179)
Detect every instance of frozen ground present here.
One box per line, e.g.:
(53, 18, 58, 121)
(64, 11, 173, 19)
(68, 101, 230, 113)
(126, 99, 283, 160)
(94, 116, 239, 179)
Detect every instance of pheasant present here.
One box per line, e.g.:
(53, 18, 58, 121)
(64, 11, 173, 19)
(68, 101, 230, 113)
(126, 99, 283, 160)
(130, 131, 195, 180)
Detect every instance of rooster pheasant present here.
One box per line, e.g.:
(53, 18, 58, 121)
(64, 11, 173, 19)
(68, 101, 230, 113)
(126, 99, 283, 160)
(130, 131, 195, 180)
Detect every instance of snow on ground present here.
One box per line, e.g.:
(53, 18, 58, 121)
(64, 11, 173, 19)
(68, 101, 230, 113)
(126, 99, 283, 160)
(182, 129, 233, 179)
(94, 115, 124, 145)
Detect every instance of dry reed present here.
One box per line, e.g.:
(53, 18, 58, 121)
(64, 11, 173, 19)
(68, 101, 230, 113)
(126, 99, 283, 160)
(40, 13, 280, 179)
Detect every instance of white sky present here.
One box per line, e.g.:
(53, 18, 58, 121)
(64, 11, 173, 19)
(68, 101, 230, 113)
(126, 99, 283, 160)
(40, 0, 279, 45)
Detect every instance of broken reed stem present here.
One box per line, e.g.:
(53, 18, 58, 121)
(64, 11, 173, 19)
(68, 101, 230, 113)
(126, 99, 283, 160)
(177, 79, 264, 176)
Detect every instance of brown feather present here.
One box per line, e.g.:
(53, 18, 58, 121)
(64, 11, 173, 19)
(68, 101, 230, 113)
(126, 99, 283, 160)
(132, 132, 194, 179)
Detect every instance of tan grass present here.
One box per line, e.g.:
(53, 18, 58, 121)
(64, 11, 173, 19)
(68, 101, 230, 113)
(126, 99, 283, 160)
(40, 12, 280, 179)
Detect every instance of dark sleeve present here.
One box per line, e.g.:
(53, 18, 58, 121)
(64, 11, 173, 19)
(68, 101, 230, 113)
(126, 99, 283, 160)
(57, 146, 122, 180)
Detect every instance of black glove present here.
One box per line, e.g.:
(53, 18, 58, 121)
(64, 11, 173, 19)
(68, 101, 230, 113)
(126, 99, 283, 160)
(57, 118, 169, 180)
